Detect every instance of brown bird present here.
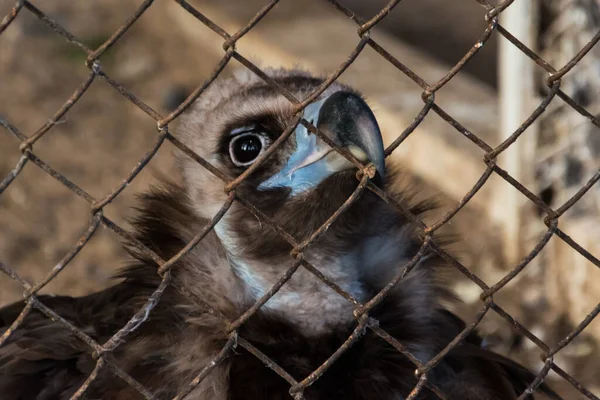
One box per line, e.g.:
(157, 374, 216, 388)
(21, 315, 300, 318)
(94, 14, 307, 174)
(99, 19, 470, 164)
(0, 68, 558, 399)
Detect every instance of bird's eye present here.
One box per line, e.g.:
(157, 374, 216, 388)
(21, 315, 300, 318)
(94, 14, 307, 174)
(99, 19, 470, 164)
(229, 132, 269, 167)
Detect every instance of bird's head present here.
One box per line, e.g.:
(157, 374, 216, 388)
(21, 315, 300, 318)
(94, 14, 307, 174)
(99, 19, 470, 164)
(177, 68, 388, 240)
(175, 68, 428, 333)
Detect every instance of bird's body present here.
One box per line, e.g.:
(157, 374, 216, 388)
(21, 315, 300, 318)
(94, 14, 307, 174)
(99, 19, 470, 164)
(0, 69, 554, 399)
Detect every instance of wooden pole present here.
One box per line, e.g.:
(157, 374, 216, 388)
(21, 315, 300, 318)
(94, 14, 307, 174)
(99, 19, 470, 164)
(493, 1, 540, 265)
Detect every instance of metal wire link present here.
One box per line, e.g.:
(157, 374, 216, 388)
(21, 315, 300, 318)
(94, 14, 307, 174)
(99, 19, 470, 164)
(0, 0, 599, 399)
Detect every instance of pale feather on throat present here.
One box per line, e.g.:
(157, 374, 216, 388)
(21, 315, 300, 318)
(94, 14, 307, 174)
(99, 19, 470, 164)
(213, 219, 413, 336)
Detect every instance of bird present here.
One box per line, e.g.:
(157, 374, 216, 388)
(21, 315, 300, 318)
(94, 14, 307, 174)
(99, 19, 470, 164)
(0, 68, 558, 400)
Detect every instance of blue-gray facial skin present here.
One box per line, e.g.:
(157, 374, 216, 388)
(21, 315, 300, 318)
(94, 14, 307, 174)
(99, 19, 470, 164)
(258, 100, 340, 196)
(258, 93, 385, 196)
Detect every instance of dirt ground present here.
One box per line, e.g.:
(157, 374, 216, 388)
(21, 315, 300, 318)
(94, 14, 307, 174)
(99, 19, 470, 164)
(0, 0, 598, 398)
(0, 0, 223, 302)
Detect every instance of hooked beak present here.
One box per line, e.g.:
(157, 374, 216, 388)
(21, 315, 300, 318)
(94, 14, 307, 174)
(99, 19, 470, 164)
(258, 91, 385, 195)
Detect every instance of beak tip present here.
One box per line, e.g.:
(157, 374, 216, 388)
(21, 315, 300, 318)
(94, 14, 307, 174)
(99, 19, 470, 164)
(318, 91, 386, 182)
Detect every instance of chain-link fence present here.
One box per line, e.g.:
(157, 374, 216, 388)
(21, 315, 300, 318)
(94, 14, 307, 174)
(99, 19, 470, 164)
(0, 0, 599, 399)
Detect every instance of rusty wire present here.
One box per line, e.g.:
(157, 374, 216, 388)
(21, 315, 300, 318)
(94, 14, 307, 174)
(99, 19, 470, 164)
(0, 0, 599, 399)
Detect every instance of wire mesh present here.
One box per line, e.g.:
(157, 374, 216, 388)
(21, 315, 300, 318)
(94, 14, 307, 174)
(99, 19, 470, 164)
(0, 0, 599, 399)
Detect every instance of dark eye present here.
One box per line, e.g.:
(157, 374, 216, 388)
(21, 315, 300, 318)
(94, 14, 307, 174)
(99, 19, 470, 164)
(229, 132, 269, 167)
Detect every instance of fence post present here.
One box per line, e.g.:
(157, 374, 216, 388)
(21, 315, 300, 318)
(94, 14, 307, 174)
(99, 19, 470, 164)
(493, 0, 540, 266)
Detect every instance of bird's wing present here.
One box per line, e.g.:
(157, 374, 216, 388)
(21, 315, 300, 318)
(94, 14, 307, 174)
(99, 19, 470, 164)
(461, 343, 562, 400)
(434, 310, 561, 400)
(0, 296, 95, 400)
(0, 286, 135, 400)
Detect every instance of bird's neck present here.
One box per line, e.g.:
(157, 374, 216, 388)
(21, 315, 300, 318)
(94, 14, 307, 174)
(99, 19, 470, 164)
(213, 221, 415, 336)
(230, 252, 365, 336)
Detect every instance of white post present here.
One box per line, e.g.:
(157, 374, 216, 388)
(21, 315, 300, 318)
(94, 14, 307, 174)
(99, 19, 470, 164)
(493, 1, 539, 265)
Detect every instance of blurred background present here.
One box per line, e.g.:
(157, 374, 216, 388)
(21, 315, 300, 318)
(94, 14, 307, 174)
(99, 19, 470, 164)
(0, 0, 599, 397)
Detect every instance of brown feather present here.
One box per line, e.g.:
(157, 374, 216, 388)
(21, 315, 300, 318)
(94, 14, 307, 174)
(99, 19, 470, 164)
(0, 68, 559, 399)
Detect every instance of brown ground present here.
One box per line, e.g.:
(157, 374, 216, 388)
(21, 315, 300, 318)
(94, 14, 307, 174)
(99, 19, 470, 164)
(0, 0, 224, 303)
(0, 0, 597, 398)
